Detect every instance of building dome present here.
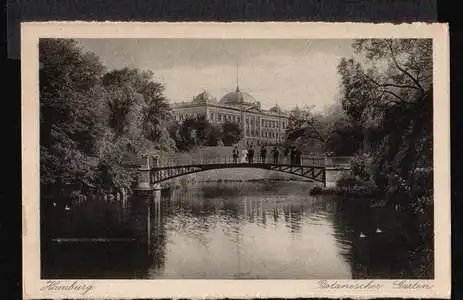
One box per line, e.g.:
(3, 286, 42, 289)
(219, 86, 258, 107)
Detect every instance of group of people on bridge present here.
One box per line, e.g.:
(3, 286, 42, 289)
(231, 144, 303, 165)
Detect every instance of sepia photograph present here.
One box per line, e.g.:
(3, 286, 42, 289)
(22, 22, 450, 299)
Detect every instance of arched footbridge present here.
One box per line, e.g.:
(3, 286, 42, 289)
(133, 155, 352, 190)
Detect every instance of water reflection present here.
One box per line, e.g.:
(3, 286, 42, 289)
(43, 181, 432, 279)
(146, 183, 353, 279)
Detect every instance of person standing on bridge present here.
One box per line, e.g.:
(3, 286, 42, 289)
(232, 146, 239, 164)
(284, 147, 289, 164)
(260, 146, 267, 163)
(295, 148, 302, 166)
(248, 144, 255, 164)
(290, 146, 296, 165)
(272, 146, 279, 164)
(240, 147, 248, 163)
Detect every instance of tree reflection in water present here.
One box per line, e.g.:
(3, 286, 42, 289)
(332, 196, 433, 279)
(42, 181, 433, 279)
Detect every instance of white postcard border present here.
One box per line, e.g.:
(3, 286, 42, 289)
(21, 21, 451, 299)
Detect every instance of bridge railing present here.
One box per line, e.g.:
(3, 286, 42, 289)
(153, 154, 335, 167)
(148, 148, 351, 168)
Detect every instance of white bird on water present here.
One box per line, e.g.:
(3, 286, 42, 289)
(376, 227, 382, 233)
(359, 232, 367, 238)
(64, 205, 70, 211)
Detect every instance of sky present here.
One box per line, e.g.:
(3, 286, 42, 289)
(75, 38, 355, 112)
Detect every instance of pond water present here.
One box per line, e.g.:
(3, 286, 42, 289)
(42, 180, 433, 279)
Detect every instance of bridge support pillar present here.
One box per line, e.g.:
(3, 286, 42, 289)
(129, 187, 162, 253)
(325, 167, 351, 188)
(135, 154, 162, 192)
(131, 154, 162, 253)
(136, 166, 152, 191)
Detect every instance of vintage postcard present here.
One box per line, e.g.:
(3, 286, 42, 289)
(22, 22, 450, 299)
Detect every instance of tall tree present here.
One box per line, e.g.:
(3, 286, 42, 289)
(221, 121, 242, 146)
(285, 106, 332, 152)
(104, 84, 136, 139)
(338, 39, 431, 124)
(338, 38, 433, 193)
(175, 115, 222, 151)
(102, 68, 175, 151)
(39, 38, 107, 186)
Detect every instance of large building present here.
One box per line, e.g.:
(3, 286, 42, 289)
(172, 84, 290, 145)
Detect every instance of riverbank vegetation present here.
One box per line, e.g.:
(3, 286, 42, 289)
(40, 38, 176, 200)
(288, 39, 433, 277)
(288, 39, 432, 204)
(40, 39, 244, 201)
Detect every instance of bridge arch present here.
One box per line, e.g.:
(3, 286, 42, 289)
(136, 163, 327, 190)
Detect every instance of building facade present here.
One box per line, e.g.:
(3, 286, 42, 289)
(172, 85, 290, 145)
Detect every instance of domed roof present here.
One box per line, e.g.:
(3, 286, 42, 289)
(219, 86, 258, 106)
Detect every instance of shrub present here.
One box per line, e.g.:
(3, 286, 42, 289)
(350, 153, 374, 181)
(336, 173, 361, 188)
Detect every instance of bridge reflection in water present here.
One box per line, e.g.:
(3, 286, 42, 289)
(42, 181, 432, 279)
